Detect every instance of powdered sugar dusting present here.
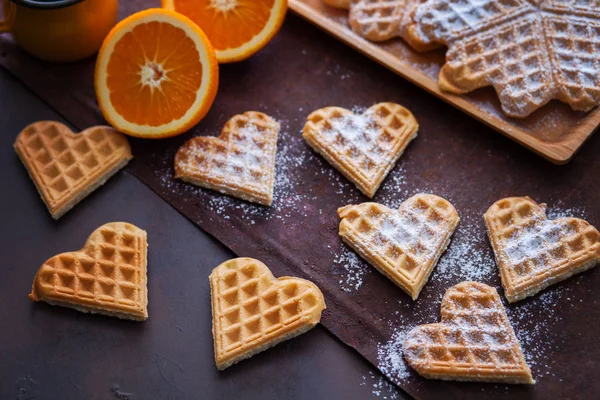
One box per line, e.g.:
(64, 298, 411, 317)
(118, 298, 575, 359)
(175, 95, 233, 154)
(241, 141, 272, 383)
(432, 213, 497, 284)
(546, 200, 588, 220)
(382, 199, 454, 266)
(375, 166, 408, 208)
(333, 245, 371, 292)
(377, 303, 433, 381)
(340, 195, 458, 292)
(321, 108, 396, 174)
(210, 123, 271, 183)
(489, 198, 594, 287)
(502, 216, 575, 266)
(158, 111, 393, 231)
(377, 324, 413, 382)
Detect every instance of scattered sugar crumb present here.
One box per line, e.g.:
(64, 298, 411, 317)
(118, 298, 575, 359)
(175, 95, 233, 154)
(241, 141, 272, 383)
(333, 245, 370, 292)
(375, 167, 407, 208)
(546, 200, 588, 220)
(360, 371, 401, 399)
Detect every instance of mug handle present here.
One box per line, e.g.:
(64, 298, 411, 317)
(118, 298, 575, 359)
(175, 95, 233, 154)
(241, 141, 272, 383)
(0, 0, 15, 33)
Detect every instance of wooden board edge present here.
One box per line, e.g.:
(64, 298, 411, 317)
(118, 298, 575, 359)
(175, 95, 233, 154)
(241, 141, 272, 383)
(288, 0, 600, 165)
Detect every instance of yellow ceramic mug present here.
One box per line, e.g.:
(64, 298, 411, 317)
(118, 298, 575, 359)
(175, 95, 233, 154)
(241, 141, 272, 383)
(0, 0, 118, 62)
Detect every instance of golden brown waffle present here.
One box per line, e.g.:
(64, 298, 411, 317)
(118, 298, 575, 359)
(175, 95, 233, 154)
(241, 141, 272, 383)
(210, 257, 326, 370)
(323, 0, 353, 8)
(484, 196, 600, 303)
(346, 0, 430, 48)
(303, 103, 418, 198)
(29, 222, 148, 321)
(338, 194, 459, 299)
(14, 121, 132, 219)
(406, 0, 600, 117)
(175, 112, 279, 206)
(404, 281, 534, 383)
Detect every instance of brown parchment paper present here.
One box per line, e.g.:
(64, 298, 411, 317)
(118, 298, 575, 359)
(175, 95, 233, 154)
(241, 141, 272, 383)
(1, 1, 599, 398)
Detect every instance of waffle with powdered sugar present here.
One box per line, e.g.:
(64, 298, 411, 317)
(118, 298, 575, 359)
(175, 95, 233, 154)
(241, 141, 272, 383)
(338, 193, 459, 299)
(404, 281, 534, 383)
(303, 102, 418, 198)
(484, 196, 600, 302)
(175, 112, 279, 206)
(405, 0, 600, 117)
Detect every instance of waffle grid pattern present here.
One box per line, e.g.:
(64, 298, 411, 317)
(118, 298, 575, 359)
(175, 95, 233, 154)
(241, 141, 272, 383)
(338, 194, 458, 299)
(211, 258, 325, 369)
(14, 122, 131, 217)
(348, 0, 420, 42)
(485, 197, 600, 302)
(404, 281, 533, 383)
(175, 112, 279, 206)
(443, 14, 553, 115)
(303, 103, 418, 198)
(30, 222, 148, 320)
(543, 14, 600, 108)
(407, 0, 600, 117)
(412, 0, 529, 43)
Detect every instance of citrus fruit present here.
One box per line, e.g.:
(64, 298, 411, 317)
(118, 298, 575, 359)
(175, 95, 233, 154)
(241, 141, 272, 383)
(95, 8, 219, 138)
(162, 0, 287, 63)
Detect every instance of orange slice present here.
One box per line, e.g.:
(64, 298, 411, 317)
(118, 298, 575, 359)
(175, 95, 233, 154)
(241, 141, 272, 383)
(95, 8, 219, 138)
(162, 0, 287, 63)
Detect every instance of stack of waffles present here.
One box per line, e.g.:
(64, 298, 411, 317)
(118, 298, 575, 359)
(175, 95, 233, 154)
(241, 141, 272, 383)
(326, 0, 600, 117)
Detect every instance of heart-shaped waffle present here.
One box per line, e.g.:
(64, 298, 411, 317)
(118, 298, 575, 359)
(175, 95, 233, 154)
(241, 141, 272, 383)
(14, 121, 132, 219)
(484, 196, 600, 303)
(404, 281, 534, 383)
(303, 103, 418, 198)
(338, 194, 458, 299)
(210, 257, 326, 370)
(174, 112, 279, 206)
(29, 222, 148, 321)
(347, 0, 432, 49)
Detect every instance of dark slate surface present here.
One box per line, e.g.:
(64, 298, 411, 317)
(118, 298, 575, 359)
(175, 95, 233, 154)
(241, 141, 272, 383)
(1, 1, 599, 398)
(0, 68, 404, 400)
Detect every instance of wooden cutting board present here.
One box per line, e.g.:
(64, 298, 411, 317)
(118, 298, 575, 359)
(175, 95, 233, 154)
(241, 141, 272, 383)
(289, 0, 600, 165)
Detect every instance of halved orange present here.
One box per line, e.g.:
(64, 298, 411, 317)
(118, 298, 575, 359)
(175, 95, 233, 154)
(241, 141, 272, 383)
(162, 0, 287, 63)
(95, 8, 219, 138)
